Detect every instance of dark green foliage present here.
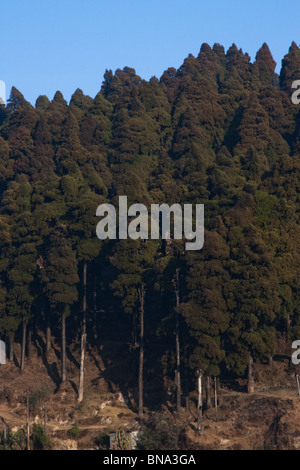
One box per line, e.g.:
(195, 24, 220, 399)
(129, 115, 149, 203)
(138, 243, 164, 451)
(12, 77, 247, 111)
(31, 423, 51, 450)
(0, 42, 299, 398)
(68, 425, 81, 439)
(0, 429, 27, 450)
(95, 431, 110, 450)
(39, 226, 79, 309)
(0, 425, 51, 450)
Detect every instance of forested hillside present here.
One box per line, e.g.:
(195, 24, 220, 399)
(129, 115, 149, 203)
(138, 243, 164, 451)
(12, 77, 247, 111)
(0, 42, 300, 411)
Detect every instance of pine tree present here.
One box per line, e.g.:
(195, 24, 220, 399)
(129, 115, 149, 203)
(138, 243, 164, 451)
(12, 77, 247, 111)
(39, 226, 79, 383)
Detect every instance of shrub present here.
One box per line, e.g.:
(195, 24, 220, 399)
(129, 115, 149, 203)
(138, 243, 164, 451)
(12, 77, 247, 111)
(68, 425, 80, 439)
(137, 411, 184, 450)
(95, 431, 110, 450)
(31, 423, 51, 450)
(112, 430, 131, 450)
(28, 386, 51, 413)
(0, 429, 27, 450)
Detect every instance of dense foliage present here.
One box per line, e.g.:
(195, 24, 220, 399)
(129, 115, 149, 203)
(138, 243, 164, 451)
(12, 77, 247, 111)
(0, 42, 300, 401)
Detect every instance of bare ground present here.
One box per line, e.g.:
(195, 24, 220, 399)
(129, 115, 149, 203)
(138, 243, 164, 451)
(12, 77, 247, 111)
(1, 335, 300, 450)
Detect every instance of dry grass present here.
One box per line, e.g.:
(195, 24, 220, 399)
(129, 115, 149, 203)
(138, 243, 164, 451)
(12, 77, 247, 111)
(1, 334, 300, 449)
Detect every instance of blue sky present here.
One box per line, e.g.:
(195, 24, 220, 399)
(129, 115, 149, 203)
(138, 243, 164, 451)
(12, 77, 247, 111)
(1, 0, 299, 105)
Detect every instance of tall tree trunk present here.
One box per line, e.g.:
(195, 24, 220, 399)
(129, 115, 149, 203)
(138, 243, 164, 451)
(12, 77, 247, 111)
(247, 354, 255, 393)
(9, 335, 14, 362)
(173, 268, 181, 411)
(214, 376, 218, 422)
(206, 376, 212, 408)
(133, 311, 138, 348)
(92, 267, 98, 342)
(26, 390, 30, 451)
(197, 369, 203, 432)
(78, 261, 87, 402)
(138, 285, 145, 419)
(27, 328, 33, 360)
(286, 313, 291, 333)
(21, 319, 26, 372)
(44, 406, 47, 435)
(46, 313, 51, 358)
(268, 355, 273, 367)
(61, 309, 66, 383)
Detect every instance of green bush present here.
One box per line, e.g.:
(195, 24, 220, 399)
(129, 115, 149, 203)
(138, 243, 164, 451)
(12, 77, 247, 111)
(0, 429, 27, 450)
(28, 386, 51, 413)
(95, 431, 110, 450)
(68, 425, 80, 439)
(31, 423, 51, 450)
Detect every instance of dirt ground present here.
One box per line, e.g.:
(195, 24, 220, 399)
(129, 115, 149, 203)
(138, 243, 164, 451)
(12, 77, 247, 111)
(1, 335, 300, 450)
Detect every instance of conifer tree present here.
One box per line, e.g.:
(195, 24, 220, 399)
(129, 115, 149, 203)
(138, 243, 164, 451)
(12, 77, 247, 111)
(39, 226, 79, 383)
